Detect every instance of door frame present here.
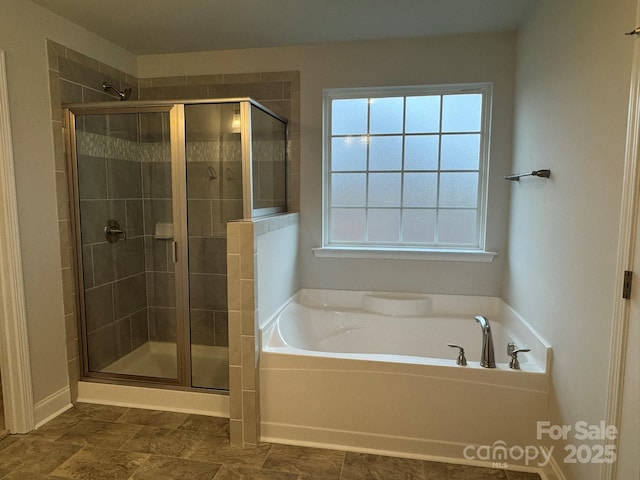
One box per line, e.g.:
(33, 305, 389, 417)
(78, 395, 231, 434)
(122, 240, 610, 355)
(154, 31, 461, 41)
(0, 49, 35, 433)
(604, 14, 640, 480)
(65, 104, 192, 387)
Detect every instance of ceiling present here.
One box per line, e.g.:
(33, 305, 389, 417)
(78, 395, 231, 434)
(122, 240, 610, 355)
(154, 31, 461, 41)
(30, 0, 537, 55)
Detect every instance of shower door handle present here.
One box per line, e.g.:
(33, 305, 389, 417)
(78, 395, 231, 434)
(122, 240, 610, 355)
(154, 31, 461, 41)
(104, 219, 127, 243)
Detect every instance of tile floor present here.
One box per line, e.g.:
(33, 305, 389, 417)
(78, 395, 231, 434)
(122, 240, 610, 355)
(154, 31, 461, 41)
(0, 403, 541, 479)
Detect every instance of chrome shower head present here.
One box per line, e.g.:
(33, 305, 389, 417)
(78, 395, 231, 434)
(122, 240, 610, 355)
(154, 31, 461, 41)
(102, 82, 132, 101)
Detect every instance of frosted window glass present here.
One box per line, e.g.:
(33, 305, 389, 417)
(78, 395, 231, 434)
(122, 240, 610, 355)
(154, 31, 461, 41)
(404, 136, 439, 170)
(332, 137, 367, 171)
(331, 208, 366, 242)
(332, 99, 368, 135)
(403, 173, 437, 207)
(331, 173, 366, 206)
(326, 86, 490, 249)
(441, 134, 481, 170)
(369, 136, 402, 171)
(405, 96, 440, 133)
(368, 209, 401, 242)
(442, 94, 482, 133)
(370, 97, 404, 134)
(438, 209, 477, 245)
(439, 172, 478, 208)
(368, 173, 401, 207)
(402, 209, 436, 243)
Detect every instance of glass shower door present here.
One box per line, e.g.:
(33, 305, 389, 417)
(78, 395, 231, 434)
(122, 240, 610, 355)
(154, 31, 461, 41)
(184, 103, 240, 390)
(71, 107, 181, 382)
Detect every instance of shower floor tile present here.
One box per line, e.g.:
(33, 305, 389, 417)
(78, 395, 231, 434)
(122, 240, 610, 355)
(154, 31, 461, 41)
(0, 403, 542, 480)
(100, 341, 229, 389)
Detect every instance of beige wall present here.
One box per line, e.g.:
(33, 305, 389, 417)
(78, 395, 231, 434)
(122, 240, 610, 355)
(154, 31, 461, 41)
(506, 0, 635, 478)
(139, 32, 517, 296)
(0, 0, 136, 417)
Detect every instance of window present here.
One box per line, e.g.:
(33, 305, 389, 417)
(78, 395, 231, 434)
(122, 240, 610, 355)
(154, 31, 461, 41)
(319, 83, 494, 260)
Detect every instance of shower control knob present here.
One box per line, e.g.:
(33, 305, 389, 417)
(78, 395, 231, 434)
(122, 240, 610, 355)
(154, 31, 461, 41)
(104, 219, 127, 243)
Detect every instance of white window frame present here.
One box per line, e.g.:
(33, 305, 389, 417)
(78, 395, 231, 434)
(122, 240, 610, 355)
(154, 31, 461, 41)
(315, 83, 497, 262)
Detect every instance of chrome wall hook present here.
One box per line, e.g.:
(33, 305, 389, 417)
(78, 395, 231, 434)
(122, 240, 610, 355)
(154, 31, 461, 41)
(504, 169, 551, 181)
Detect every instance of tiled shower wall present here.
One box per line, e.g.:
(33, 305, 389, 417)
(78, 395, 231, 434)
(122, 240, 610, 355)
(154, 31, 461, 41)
(47, 40, 300, 445)
(47, 40, 139, 401)
(139, 115, 177, 344)
(186, 137, 242, 347)
(76, 127, 149, 371)
(138, 73, 300, 213)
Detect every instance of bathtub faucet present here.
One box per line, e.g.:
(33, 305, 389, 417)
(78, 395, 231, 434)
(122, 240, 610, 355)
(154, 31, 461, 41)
(474, 315, 496, 368)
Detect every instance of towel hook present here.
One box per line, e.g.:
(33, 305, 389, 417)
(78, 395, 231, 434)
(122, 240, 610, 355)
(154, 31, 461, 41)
(504, 169, 551, 181)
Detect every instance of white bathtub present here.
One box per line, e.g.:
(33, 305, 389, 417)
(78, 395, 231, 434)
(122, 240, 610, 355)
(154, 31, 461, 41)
(260, 289, 553, 471)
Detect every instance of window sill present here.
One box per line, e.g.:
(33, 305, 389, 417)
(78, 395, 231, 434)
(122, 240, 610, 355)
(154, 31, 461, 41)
(312, 247, 497, 262)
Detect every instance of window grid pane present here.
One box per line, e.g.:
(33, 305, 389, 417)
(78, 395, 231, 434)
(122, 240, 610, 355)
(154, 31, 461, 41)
(328, 86, 487, 248)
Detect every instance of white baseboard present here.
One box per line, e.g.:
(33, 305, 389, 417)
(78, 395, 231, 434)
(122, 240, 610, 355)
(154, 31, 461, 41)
(34, 386, 72, 428)
(77, 381, 229, 417)
(261, 421, 563, 479)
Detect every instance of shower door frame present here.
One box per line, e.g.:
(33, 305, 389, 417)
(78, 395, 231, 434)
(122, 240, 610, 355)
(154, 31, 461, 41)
(65, 103, 192, 389)
(65, 97, 287, 392)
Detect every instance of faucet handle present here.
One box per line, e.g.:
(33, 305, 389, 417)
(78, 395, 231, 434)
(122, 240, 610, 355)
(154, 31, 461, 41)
(447, 343, 467, 366)
(509, 347, 531, 370)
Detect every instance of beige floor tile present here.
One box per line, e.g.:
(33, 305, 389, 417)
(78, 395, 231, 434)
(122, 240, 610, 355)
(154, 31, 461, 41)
(262, 444, 345, 477)
(341, 452, 424, 480)
(68, 403, 130, 422)
(55, 418, 143, 449)
(213, 465, 299, 480)
(0, 438, 80, 474)
(120, 425, 205, 458)
(51, 446, 148, 480)
(28, 414, 84, 441)
(189, 435, 271, 466)
(0, 471, 57, 480)
(297, 476, 339, 480)
(117, 408, 189, 428)
(423, 460, 507, 479)
(505, 471, 541, 480)
(178, 414, 230, 436)
(0, 434, 22, 452)
(0, 404, 525, 480)
(131, 454, 222, 479)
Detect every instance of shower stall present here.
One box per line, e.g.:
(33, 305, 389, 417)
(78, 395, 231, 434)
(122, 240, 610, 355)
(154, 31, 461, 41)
(65, 99, 287, 392)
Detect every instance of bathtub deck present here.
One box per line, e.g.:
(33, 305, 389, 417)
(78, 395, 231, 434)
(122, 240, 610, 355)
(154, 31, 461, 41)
(0, 402, 542, 479)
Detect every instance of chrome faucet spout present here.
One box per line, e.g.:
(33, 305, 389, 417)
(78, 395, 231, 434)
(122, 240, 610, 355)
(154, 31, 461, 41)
(474, 315, 496, 368)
